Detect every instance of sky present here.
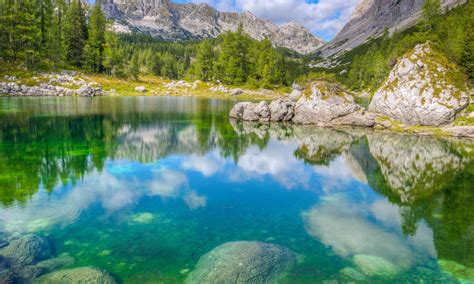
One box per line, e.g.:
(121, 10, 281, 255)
(173, 0, 361, 41)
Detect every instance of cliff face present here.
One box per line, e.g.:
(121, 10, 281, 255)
(318, 0, 466, 57)
(101, 0, 325, 54)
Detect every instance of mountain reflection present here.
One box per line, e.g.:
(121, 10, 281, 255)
(0, 97, 473, 279)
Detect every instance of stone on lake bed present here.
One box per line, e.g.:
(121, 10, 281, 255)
(340, 267, 367, 281)
(36, 255, 75, 271)
(0, 234, 51, 268)
(353, 254, 399, 277)
(34, 267, 116, 284)
(131, 212, 155, 224)
(186, 241, 299, 283)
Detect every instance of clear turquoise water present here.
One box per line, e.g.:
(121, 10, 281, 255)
(0, 97, 473, 283)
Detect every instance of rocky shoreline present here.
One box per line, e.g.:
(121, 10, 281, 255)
(0, 72, 104, 97)
(230, 43, 474, 139)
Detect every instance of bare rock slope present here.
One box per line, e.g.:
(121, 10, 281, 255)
(102, 0, 324, 54)
(318, 0, 466, 57)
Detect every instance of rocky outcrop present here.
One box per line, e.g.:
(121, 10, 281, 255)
(319, 0, 466, 57)
(186, 241, 298, 283)
(102, 0, 324, 54)
(229, 101, 270, 122)
(0, 73, 104, 97)
(34, 267, 117, 284)
(292, 81, 362, 125)
(230, 80, 376, 127)
(369, 43, 470, 126)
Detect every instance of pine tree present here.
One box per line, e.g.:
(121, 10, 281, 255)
(128, 53, 140, 79)
(64, 0, 87, 67)
(48, 0, 66, 67)
(103, 30, 125, 77)
(18, 0, 41, 66)
(192, 39, 215, 81)
(84, 0, 106, 72)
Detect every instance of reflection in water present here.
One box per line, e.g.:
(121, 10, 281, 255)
(0, 97, 473, 283)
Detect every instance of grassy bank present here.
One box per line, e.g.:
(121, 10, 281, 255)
(0, 64, 286, 101)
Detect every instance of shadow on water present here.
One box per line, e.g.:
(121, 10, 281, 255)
(0, 97, 473, 283)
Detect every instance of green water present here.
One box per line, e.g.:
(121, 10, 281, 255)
(0, 97, 473, 283)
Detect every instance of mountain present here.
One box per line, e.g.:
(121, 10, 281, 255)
(101, 0, 325, 54)
(318, 0, 466, 57)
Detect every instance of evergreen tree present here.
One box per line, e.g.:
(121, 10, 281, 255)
(64, 0, 87, 67)
(103, 30, 125, 77)
(84, 0, 106, 72)
(128, 53, 140, 79)
(191, 39, 215, 81)
(48, 0, 66, 67)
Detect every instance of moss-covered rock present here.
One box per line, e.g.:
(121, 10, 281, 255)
(34, 267, 116, 284)
(293, 80, 365, 125)
(186, 241, 298, 284)
(369, 42, 470, 126)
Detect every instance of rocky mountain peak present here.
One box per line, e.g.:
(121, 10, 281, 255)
(102, 0, 325, 54)
(350, 0, 374, 20)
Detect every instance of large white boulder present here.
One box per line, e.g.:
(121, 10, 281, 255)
(369, 42, 470, 126)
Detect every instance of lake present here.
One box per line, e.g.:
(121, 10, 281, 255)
(0, 97, 473, 283)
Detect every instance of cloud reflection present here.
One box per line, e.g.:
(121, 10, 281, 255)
(302, 195, 436, 271)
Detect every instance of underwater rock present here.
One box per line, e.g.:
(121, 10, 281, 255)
(186, 241, 298, 284)
(340, 267, 367, 281)
(16, 265, 45, 283)
(34, 267, 117, 284)
(0, 234, 51, 268)
(0, 268, 15, 284)
(36, 255, 75, 272)
(131, 212, 155, 224)
(353, 255, 399, 277)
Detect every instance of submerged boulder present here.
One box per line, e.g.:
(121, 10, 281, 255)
(0, 234, 51, 268)
(353, 255, 399, 277)
(292, 80, 364, 125)
(369, 42, 470, 126)
(186, 241, 298, 283)
(34, 267, 116, 284)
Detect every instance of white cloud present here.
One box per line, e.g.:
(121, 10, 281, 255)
(188, 0, 361, 40)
